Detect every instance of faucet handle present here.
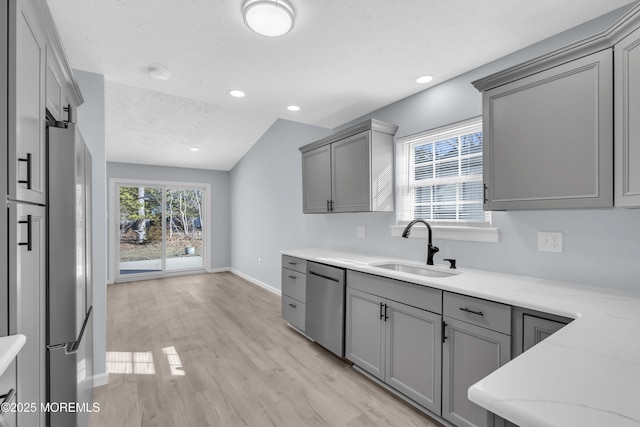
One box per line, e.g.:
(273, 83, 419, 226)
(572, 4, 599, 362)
(430, 244, 439, 253)
(443, 258, 456, 269)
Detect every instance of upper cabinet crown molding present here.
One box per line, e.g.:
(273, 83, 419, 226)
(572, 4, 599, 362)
(472, 2, 640, 92)
(299, 119, 398, 154)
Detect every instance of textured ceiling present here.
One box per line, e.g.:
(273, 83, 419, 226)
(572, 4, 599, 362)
(46, 0, 637, 171)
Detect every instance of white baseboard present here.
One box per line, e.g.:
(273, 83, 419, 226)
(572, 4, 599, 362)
(207, 267, 231, 273)
(92, 372, 109, 387)
(230, 269, 281, 296)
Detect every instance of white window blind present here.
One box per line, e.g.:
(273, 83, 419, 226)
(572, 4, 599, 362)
(396, 117, 489, 223)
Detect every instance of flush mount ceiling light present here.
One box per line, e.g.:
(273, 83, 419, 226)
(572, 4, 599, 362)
(189, 147, 200, 152)
(229, 89, 246, 98)
(149, 67, 171, 81)
(416, 75, 433, 84)
(243, 0, 295, 37)
(287, 105, 300, 111)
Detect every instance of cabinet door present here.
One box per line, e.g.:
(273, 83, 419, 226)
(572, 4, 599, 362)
(331, 130, 371, 212)
(483, 49, 613, 210)
(9, 203, 46, 427)
(301, 146, 331, 213)
(442, 317, 510, 427)
(522, 314, 566, 352)
(385, 300, 442, 415)
(8, 0, 46, 204)
(615, 27, 640, 206)
(345, 288, 384, 381)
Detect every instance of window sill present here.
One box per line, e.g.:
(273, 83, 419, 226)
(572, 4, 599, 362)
(390, 224, 499, 243)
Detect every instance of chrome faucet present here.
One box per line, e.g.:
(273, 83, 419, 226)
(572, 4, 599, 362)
(402, 219, 439, 265)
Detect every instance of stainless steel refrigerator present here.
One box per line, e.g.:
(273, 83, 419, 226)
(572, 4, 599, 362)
(46, 122, 93, 427)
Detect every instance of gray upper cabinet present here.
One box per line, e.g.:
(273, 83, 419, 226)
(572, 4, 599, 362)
(615, 26, 640, 206)
(478, 49, 613, 210)
(8, 0, 47, 205)
(300, 119, 397, 213)
(473, 3, 640, 210)
(5, 0, 82, 205)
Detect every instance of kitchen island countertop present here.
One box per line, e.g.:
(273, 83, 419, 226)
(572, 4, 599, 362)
(281, 248, 640, 427)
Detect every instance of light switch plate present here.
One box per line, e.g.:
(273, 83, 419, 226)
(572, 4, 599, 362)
(356, 225, 365, 238)
(538, 231, 563, 253)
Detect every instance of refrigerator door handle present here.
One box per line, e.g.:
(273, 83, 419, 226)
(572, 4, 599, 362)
(0, 389, 16, 415)
(66, 306, 92, 355)
(47, 307, 92, 355)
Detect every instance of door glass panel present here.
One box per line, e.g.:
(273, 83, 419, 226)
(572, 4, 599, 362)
(166, 188, 204, 271)
(119, 186, 163, 275)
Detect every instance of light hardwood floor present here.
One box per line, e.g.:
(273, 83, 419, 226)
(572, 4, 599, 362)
(89, 272, 444, 427)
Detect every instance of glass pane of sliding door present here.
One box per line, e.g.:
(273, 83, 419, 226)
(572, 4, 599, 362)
(165, 188, 204, 271)
(119, 186, 163, 275)
(117, 182, 206, 279)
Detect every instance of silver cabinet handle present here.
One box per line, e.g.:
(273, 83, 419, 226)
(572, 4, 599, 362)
(0, 389, 16, 415)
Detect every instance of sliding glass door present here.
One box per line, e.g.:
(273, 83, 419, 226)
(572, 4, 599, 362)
(116, 182, 207, 279)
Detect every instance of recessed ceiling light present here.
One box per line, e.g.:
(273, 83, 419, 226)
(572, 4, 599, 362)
(149, 67, 171, 81)
(416, 75, 433, 84)
(189, 147, 200, 152)
(287, 105, 300, 111)
(243, 0, 295, 37)
(229, 90, 246, 98)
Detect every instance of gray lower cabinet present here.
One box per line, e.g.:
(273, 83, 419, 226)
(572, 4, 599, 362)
(477, 49, 613, 210)
(9, 202, 46, 427)
(346, 279, 442, 415)
(442, 292, 511, 427)
(512, 308, 571, 357)
(615, 26, 640, 206)
(281, 256, 306, 332)
(300, 119, 397, 213)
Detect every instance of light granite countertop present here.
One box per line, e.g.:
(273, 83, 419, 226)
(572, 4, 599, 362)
(281, 248, 640, 427)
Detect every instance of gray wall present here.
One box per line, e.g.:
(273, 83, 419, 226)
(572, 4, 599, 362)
(75, 70, 108, 382)
(229, 119, 332, 286)
(106, 162, 231, 279)
(229, 5, 640, 293)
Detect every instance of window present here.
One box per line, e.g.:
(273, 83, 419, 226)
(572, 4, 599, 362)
(397, 117, 490, 224)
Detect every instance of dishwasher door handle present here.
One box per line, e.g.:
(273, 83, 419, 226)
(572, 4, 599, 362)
(309, 270, 341, 283)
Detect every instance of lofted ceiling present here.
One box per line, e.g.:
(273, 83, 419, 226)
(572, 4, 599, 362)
(46, 0, 636, 171)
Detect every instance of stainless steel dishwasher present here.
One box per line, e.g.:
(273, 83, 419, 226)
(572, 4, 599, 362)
(305, 261, 346, 357)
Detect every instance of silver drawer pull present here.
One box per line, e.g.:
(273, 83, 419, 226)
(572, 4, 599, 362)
(0, 389, 16, 415)
(288, 262, 297, 265)
(288, 303, 297, 308)
(288, 275, 297, 279)
(460, 307, 484, 316)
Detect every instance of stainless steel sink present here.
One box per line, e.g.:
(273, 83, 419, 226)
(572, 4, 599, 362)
(373, 263, 457, 278)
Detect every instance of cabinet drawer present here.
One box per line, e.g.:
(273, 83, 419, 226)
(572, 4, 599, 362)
(347, 270, 442, 314)
(282, 295, 305, 331)
(282, 268, 306, 302)
(282, 255, 306, 274)
(443, 292, 511, 335)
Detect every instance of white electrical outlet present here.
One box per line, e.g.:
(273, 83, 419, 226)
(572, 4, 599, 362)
(258, 257, 262, 265)
(356, 225, 366, 238)
(538, 232, 563, 253)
